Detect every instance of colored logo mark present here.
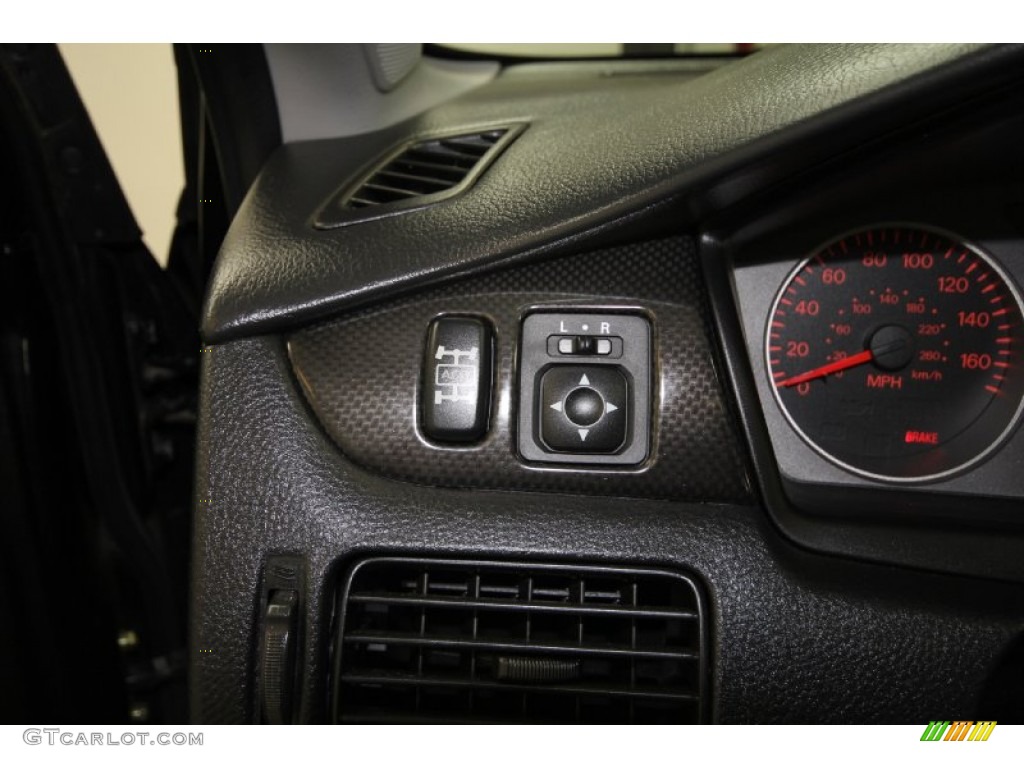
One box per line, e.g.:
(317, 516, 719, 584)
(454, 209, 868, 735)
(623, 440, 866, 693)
(920, 721, 997, 741)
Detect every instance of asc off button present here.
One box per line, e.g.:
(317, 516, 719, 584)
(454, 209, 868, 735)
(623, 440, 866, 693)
(422, 317, 493, 442)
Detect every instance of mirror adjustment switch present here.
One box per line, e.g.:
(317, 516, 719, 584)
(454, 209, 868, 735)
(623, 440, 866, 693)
(422, 317, 492, 442)
(519, 311, 650, 466)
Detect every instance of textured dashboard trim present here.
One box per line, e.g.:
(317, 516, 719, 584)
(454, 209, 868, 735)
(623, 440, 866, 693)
(287, 237, 751, 503)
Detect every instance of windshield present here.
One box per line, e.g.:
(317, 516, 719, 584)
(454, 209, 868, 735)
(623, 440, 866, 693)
(440, 43, 765, 58)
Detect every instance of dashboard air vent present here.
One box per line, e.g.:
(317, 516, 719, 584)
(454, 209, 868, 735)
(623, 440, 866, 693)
(314, 124, 525, 229)
(332, 558, 706, 724)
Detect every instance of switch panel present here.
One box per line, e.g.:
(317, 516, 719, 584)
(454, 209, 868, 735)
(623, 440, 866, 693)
(519, 311, 650, 465)
(422, 317, 492, 442)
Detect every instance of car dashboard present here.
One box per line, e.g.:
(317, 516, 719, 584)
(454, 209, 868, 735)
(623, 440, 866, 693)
(190, 43, 1024, 724)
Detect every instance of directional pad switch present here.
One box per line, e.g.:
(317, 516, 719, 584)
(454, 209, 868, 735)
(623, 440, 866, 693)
(540, 366, 628, 452)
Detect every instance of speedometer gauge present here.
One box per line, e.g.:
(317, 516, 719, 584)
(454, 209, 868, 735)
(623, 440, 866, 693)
(766, 224, 1024, 482)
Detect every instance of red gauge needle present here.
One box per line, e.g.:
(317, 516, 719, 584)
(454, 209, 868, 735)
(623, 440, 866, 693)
(779, 349, 875, 387)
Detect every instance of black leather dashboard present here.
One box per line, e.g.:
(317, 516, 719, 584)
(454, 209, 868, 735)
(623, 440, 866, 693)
(191, 44, 1024, 724)
(201, 44, 1017, 341)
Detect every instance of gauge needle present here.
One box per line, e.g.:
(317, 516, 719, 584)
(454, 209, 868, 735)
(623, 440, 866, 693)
(779, 349, 875, 387)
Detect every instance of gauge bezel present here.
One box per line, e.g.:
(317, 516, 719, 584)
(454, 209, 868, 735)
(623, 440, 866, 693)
(764, 222, 1024, 485)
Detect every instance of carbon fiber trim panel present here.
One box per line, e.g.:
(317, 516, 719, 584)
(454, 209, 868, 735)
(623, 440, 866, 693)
(287, 237, 751, 502)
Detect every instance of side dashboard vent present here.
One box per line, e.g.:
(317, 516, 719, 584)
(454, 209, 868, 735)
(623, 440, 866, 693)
(314, 124, 525, 229)
(332, 558, 707, 724)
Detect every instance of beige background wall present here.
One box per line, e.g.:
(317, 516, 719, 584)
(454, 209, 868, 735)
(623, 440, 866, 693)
(59, 44, 182, 266)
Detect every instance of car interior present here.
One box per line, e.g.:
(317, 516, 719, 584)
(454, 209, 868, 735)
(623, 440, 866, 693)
(1, 42, 1022, 726)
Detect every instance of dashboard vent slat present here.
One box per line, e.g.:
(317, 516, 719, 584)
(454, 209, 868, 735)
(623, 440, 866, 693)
(371, 169, 458, 192)
(358, 181, 422, 198)
(342, 630, 698, 660)
(339, 672, 699, 702)
(332, 559, 707, 724)
(314, 124, 525, 229)
(347, 591, 698, 620)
